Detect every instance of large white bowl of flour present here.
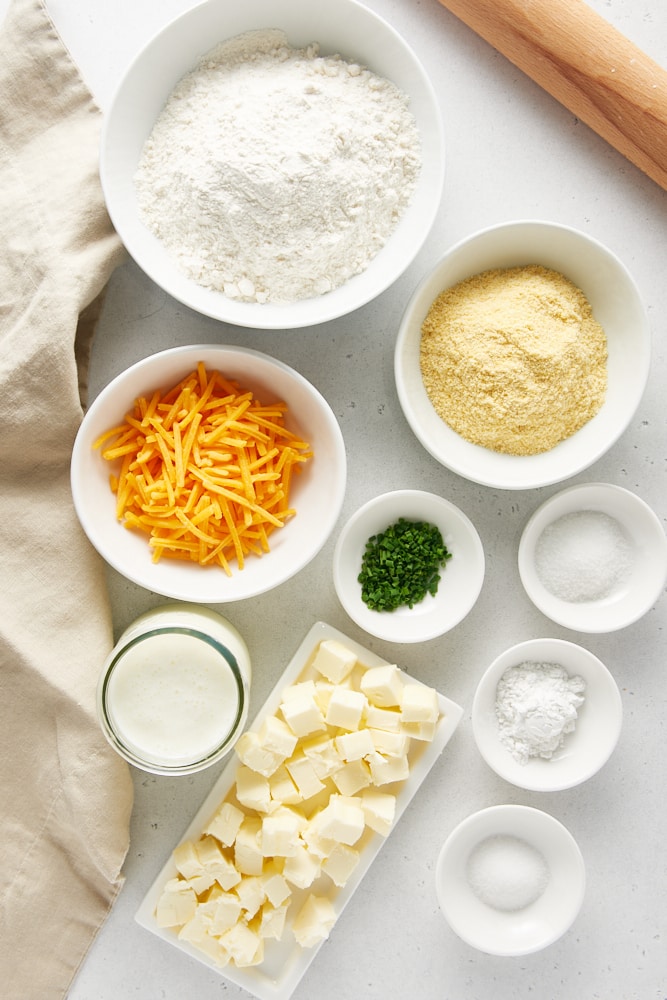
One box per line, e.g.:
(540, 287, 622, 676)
(100, 0, 445, 329)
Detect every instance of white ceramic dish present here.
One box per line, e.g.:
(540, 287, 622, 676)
(435, 804, 586, 956)
(332, 490, 485, 643)
(518, 482, 667, 633)
(100, 0, 445, 330)
(471, 637, 622, 791)
(71, 345, 346, 603)
(394, 220, 650, 490)
(135, 621, 463, 1000)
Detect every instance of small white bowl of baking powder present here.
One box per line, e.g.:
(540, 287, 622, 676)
(518, 482, 667, 633)
(436, 804, 586, 956)
(100, 0, 445, 329)
(471, 637, 623, 791)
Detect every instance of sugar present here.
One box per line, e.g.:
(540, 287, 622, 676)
(466, 834, 550, 911)
(535, 509, 634, 602)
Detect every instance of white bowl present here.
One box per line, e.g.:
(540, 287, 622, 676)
(471, 638, 622, 791)
(332, 489, 485, 643)
(394, 220, 650, 489)
(435, 804, 586, 956)
(71, 345, 346, 602)
(518, 482, 667, 633)
(100, 0, 445, 330)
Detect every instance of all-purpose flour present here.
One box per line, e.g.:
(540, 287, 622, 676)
(134, 29, 422, 304)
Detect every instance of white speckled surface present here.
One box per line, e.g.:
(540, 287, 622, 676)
(5, 0, 665, 997)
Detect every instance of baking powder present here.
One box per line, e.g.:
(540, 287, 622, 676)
(495, 660, 586, 764)
(135, 29, 422, 304)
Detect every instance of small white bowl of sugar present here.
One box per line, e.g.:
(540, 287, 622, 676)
(518, 482, 667, 633)
(471, 637, 622, 791)
(435, 804, 586, 956)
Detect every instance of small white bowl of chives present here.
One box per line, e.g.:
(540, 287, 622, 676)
(518, 482, 667, 633)
(332, 489, 485, 643)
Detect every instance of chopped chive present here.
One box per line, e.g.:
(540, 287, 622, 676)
(357, 517, 451, 612)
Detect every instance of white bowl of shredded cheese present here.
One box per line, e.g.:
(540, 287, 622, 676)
(100, 0, 445, 329)
(471, 637, 623, 791)
(71, 344, 346, 603)
(395, 220, 650, 489)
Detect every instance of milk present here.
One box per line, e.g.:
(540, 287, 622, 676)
(98, 605, 251, 774)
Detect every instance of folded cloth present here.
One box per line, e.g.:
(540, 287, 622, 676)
(0, 1, 134, 997)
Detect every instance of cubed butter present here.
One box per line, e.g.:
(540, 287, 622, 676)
(234, 816, 264, 876)
(331, 758, 371, 797)
(281, 679, 317, 701)
(258, 714, 299, 759)
(282, 843, 321, 889)
(301, 734, 343, 779)
(196, 835, 243, 891)
(235, 730, 285, 777)
(261, 869, 292, 908)
(313, 681, 335, 714)
(259, 902, 289, 940)
(311, 638, 357, 683)
(365, 705, 402, 732)
(220, 921, 264, 968)
(280, 692, 327, 738)
(401, 683, 439, 724)
(316, 794, 365, 846)
(268, 765, 302, 806)
(209, 892, 243, 933)
(366, 750, 410, 786)
(360, 664, 404, 708)
(235, 765, 272, 813)
(334, 728, 375, 761)
(204, 801, 244, 847)
(285, 754, 326, 801)
(292, 894, 336, 948)
(177, 907, 211, 945)
(179, 915, 229, 966)
(185, 872, 217, 895)
(360, 788, 396, 836)
(261, 807, 302, 857)
(401, 720, 438, 742)
(368, 728, 411, 757)
(173, 840, 204, 881)
(155, 879, 197, 928)
(325, 687, 367, 731)
(321, 843, 360, 887)
(234, 874, 265, 919)
(301, 816, 336, 860)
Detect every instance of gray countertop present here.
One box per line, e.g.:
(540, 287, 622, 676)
(6, 0, 665, 997)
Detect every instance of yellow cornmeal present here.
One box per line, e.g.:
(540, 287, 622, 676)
(419, 265, 608, 456)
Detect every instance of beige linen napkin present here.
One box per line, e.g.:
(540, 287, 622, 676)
(0, 1, 134, 996)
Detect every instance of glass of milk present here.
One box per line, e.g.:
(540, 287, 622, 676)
(97, 604, 251, 775)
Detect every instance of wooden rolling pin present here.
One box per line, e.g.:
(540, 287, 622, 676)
(433, 0, 667, 190)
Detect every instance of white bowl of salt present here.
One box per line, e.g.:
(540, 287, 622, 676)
(471, 637, 622, 791)
(518, 482, 667, 633)
(436, 805, 586, 956)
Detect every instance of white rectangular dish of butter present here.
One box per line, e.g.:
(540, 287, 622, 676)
(135, 621, 463, 1000)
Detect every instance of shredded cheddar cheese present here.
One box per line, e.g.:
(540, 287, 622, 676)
(94, 363, 312, 574)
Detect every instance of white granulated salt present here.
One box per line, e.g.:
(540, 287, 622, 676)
(466, 834, 550, 912)
(535, 509, 634, 603)
(134, 29, 422, 304)
(495, 660, 586, 764)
